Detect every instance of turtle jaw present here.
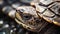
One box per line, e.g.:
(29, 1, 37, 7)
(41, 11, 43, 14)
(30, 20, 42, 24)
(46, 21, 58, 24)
(15, 18, 38, 32)
(15, 12, 37, 32)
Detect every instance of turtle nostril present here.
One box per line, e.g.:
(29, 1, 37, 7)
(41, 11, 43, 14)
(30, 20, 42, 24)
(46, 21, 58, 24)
(35, 19, 41, 23)
(34, 18, 41, 23)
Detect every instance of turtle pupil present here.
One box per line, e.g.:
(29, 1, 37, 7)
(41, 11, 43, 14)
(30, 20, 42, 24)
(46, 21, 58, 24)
(24, 16, 29, 18)
(23, 15, 32, 20)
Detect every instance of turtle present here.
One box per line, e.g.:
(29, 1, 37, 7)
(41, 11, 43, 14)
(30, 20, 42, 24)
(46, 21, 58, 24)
(2, 5, 49, 32)
(31, 0, 60, 26)
(15, 6, 48, 32)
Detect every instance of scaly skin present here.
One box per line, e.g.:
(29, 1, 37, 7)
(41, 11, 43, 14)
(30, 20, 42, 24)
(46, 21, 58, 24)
(32, 0, 60, 26)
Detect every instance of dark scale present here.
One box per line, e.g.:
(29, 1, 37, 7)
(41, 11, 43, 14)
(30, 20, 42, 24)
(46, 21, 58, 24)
(50, 2, 60, 16)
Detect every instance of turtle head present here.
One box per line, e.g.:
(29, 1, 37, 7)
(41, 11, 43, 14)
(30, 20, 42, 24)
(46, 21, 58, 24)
(15, 6, 45, 32)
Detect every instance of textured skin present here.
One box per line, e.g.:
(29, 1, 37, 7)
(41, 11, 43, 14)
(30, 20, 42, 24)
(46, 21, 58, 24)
(33, 0, 60, 26)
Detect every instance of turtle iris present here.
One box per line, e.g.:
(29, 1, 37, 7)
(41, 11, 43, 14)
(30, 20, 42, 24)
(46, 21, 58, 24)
(22, 14, 32, 20)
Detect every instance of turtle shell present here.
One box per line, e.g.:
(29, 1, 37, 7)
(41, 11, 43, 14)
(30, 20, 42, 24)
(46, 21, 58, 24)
(34, 0, 60, 26)
(15, 6, 48, 32)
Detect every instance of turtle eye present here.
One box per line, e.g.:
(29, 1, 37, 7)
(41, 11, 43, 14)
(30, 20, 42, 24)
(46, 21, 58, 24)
(22, 14, 32, 20)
